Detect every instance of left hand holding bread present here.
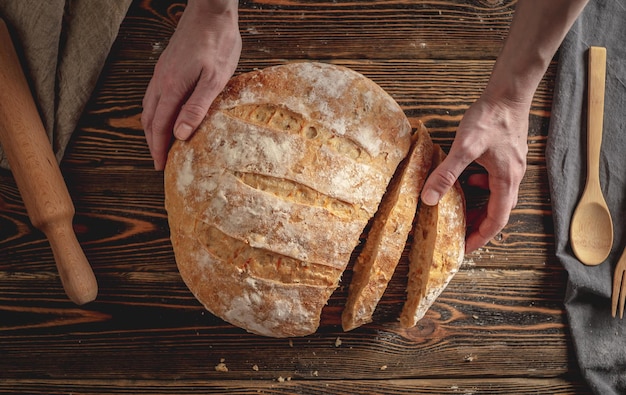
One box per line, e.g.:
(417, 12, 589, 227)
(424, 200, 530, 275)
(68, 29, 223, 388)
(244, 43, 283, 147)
(141, 0, 241, 170)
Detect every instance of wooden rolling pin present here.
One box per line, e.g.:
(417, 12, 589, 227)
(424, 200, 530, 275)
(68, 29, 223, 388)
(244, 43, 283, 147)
(0, 19, 97, 304)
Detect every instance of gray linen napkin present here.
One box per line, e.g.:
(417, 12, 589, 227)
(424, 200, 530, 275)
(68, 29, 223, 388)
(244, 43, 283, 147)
(546, 0, 626, 393)
(0, 0, 132, 169)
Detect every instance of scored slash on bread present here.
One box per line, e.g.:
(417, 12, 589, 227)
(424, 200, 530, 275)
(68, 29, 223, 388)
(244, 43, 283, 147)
(342, 121, 434, 332)
(399, 144, 466, 328)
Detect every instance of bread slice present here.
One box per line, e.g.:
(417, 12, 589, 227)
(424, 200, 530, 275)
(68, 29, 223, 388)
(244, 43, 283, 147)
(399, 144, 466, 328)
(342, 122, 433, 331)
(164, 62, 412, 337)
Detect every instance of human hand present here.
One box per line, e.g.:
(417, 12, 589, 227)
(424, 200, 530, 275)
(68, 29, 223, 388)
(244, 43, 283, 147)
(420, 93, 530, 253)
(141, 0, 242, 170)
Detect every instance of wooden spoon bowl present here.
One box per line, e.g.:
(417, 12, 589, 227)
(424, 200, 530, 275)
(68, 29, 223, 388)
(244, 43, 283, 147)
(571, 199, 613, 265)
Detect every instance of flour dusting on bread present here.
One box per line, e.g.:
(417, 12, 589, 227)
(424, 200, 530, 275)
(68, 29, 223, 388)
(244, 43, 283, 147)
(176, 148, 195, 194)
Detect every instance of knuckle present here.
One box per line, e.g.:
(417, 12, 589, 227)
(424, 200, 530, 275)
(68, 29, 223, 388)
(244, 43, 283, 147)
(141, 95, 150, 109)
(141, 121, 151, 136)
(181, 101, 210, 120)
(151, 116, 173, 137)
(160, 78, 181, 95)
(435, 167, 460, 188)
(455, 137, 484, 160)
(140, 112, 155, 135)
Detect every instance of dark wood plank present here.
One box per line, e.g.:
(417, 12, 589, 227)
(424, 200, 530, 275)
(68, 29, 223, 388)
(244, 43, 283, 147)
(117, 1, 518, 62)
(237, 0, 517, 61)
(0, 378, 592, 394)
(0, 269, 577, 380)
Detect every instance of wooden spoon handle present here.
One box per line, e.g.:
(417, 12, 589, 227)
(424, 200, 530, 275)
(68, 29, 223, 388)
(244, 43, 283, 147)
(0, 19, 97, 304)
(587, 46, 607, 190)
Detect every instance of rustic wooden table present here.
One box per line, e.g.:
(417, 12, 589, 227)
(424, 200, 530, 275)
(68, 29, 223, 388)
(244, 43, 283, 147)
(0, 1, 592, 393)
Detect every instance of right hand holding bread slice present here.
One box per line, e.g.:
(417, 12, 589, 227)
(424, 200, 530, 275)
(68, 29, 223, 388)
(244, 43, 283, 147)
(400, 144, 466, 328)
(342, 128, 466, 331)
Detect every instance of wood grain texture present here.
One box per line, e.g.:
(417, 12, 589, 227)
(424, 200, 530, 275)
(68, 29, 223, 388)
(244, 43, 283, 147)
(0, 0, 590, 393)
(0, 378, 590, 394)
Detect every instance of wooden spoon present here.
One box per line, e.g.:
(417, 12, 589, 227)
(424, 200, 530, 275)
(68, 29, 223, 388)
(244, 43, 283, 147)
(0, 19, 97, 304)
(570, 46, 613, 266)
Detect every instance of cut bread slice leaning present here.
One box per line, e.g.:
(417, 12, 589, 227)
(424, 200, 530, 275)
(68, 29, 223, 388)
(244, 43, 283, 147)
(342, 122, 433, 331)
(399, 144, 466, 328)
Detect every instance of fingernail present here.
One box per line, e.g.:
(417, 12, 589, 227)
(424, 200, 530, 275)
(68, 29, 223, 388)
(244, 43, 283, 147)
(175, 123, 193, 140)
(421, 189, 440, 206)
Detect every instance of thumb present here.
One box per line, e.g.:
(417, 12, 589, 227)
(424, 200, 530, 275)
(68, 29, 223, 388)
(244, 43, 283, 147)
(173, 78, 224, 141)
(421, 151, 469, 206)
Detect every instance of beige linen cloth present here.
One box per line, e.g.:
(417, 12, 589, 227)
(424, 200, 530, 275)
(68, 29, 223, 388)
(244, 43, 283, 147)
(0, 0, 132, 169)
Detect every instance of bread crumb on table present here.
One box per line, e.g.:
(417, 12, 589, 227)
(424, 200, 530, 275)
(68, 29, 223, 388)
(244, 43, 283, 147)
(334, 337, 342, 347)
(464, 354, 476, 362)
(215, 362, 229, 372)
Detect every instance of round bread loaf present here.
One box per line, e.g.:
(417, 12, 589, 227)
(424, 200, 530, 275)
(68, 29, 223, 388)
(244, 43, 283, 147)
(164, 62, 411, 337)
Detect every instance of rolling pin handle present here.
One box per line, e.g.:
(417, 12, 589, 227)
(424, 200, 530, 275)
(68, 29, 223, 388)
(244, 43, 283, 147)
(45, 222, 98, 305)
